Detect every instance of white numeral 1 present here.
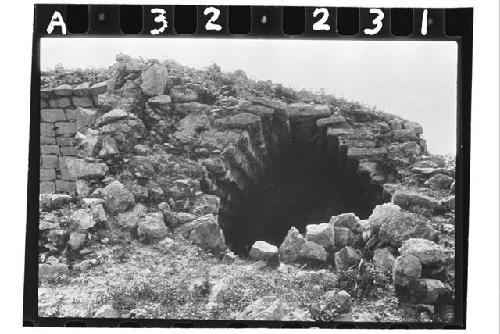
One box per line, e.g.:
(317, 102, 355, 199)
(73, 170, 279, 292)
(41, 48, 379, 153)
(363, 9, 384, 35)
(421, 9, 428, 35)
(312, 8, 330, 31)
(150, 8, 168, 35)
(204, 7, 222, 31)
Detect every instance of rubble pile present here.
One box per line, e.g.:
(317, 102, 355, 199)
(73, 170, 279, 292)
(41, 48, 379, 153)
(38, 54, 457, 319)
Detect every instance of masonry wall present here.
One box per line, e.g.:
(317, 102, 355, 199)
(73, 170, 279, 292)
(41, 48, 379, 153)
(39, 81, 108, 194)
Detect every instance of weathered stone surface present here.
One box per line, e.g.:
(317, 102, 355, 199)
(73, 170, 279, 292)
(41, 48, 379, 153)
(147, 95, 172, 112)
(68, 232, 86, 250)
(116, 203, 147, 229)
(333, 227, 357, 250)
(157, 237, 177, 254)
(63, 157, 108, 179)
(334, 246, 361, 271)
(215, 113, 261, 130)
(41, 145, 60, 155)
(137, 212, 168, 244)
(279, 227, 306, 263)
(441, 195, 455, 211)
(95, 305, 120, 318)
(103, 181, 135, 214)
(75, 107, 98, 130)
(41, 155, 58, 168)
(392, 191, 440, 210)
(368, 202, 402, 235)
(392, 254, 422, 287)
(298, 241, 327, 263)
(48, 97, 71, 108)
(373, 247, 396, 273)
(378, 212, 433, 246)
(41, 109, 66, 123)
(287, 103, 330, 121)
(424, 173, 454, 190)
(72, 82, 91, 96)
(189, 216, 226, 253)
(305, 223, 335, 250)
(40, 168, 56, 181)
(39, 193, 72, 209)
(55, 122, 76, 135)
(39, 263, 69, 280)
(72, 96, 94, 108)
(56, 180, 76, 193)
(408, 279, 446, 304)
(54, 84, 73, 96)
(71, 208, 97, 229)
(329, 213, 361, 233)
(90, 81, 108, 95)
(236, 296, 312, 321)
(393, 129, 417, 141)
(99, 108, 129, 125)
(400, 238, 448, 267)
(322, 290, 352, 314)
(249, 241, 279, 261)
(99, 135, 119, 158)
(316, 115, 347, 129)
(141, 64, 169, 96)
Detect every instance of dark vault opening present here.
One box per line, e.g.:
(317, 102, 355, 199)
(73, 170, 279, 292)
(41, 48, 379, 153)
(218, 138, 385, 255)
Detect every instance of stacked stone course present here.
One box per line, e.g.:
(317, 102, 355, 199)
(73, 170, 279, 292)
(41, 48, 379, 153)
(40, 82, 107, 194)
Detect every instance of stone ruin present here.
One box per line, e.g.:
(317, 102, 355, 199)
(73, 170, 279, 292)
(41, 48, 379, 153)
(38, 53, 456, 313)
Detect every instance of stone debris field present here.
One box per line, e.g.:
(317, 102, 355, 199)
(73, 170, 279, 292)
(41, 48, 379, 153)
(37, 54, 457, 323)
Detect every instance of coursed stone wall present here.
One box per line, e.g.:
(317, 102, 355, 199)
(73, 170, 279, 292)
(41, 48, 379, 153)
(40, 82, 108, 194)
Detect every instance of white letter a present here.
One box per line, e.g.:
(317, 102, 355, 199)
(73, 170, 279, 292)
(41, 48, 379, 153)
(46, 11, 67, 34)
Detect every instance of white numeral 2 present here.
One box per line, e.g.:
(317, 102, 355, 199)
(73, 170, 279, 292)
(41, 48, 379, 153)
(363, 8, 384, 35)
(150, 8, 168, 35)
(312, 8, 330, 31)
(204, 7, 222, 31)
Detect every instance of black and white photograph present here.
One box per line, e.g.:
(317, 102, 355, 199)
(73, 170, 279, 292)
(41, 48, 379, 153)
(3, 2, 495, 331)
(35, 36, 462, 323)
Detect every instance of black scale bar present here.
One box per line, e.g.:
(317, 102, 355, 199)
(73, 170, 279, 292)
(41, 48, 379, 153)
(35, 5, 469, 39)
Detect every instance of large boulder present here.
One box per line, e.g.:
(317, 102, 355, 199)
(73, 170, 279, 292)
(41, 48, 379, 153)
(329, 213, 362, 234)
(279, 227, 306, 263)
(70, 208, 96, 230)
(400, 238, 449, 267)
(298, 241, 328, 263)
(378, 212, 433, 247)
(137, 212, 168, 244)
(408, 278, 447, 304)
(236, 297, 312, 321)
(189, 215, 226, 253)
(103, 181, 135, 215)
(392, 254, 422, 287)
(140, 64, 170, 96)
(333, 227, 357, 250)
(372, 247, 396, 273)
(368, 202, 401, 235)
(334, 247, 361, 271)
(305, 223, 335, 250)
(249, 241, 279, 261)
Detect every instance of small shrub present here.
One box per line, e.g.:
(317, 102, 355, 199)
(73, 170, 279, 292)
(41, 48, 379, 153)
(336, 261, 391, 299)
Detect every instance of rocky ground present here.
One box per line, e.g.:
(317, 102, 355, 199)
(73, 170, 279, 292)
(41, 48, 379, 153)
(37, 54, 457, 322)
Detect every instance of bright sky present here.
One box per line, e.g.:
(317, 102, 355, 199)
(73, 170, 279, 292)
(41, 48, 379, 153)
(41, 38, 457, 154)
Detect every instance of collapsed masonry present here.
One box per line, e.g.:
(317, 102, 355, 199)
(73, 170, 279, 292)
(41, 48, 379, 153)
(38, 54, 456, 309)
